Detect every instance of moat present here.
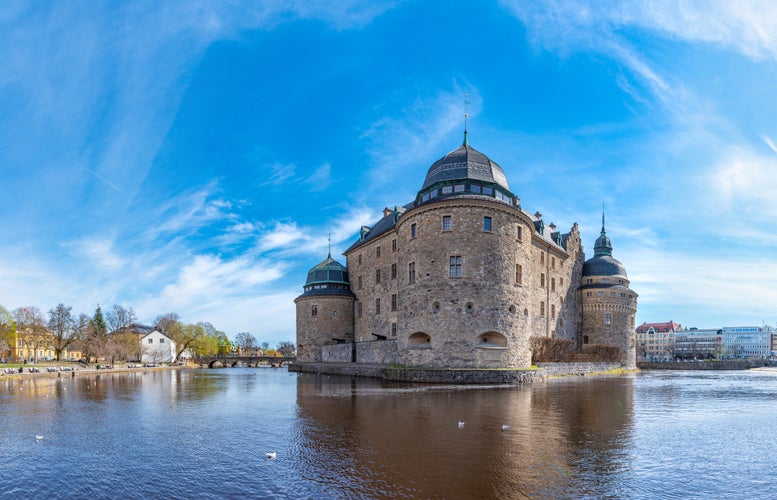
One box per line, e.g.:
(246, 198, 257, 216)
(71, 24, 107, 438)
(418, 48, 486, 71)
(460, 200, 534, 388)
(2, 368, 776, 498)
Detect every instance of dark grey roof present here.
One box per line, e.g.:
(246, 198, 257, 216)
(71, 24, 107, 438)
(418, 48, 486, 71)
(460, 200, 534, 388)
(345, 204, 411, 253)
(421, 144, 510, 191)
(582, 255, 628, 278)
(305, 255, 349, 286)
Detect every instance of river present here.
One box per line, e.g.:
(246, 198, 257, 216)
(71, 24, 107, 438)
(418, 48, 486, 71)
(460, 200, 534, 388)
(1, 368, 776, 499)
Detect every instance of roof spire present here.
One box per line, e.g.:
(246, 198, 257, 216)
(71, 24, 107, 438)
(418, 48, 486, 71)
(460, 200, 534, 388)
(463, 92, 470, 146)
(601, 205, 606, 234)
(594, 205, 613, 256)
(327, 233, 331, 258)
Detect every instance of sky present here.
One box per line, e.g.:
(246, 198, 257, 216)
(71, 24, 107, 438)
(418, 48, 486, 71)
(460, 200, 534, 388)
(2, 0, 777, 345)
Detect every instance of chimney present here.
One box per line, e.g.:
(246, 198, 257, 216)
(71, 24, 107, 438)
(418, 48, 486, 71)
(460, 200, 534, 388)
(383, 207, 393, 218)
(534, 211, 542, 220)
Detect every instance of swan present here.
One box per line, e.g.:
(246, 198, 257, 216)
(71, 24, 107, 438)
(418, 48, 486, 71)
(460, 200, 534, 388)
(457, 421, 465, 428)
(265, 451, 277, 459)
(35, 435, 44, 441)
(501, 425, 510, 431)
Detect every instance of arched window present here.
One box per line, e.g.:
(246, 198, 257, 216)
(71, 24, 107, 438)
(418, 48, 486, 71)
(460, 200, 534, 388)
(408, 332, 432, 349)
(476, 332, 507, 348)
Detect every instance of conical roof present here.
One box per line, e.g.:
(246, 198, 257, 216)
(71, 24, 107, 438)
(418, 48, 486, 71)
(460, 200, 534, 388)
(305, 254, 349, 287)
(582, 214, 627, 278)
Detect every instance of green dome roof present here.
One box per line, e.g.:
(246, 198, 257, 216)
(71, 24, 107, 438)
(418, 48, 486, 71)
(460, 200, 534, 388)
(305, 255, 349, 286)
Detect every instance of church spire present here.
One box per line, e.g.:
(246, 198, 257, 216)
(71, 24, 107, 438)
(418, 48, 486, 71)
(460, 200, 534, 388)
(594, 208, 613, 256)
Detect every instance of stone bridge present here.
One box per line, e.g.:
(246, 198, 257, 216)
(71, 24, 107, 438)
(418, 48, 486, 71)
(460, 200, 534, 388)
(194, 356, 295, 369)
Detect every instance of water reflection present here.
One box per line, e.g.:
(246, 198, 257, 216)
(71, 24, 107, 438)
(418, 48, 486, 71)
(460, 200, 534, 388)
(294, 374, 635, 498)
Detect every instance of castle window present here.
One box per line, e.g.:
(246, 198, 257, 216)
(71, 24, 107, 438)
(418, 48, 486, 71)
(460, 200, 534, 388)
(560, 277, 564, 286)
(441, 185, 453, 194)
(311, 305, 318, 317)
(540, 301, 545, 316)
(392, 239, 397, 251)
(470, 185, 482, 194)
(333, 310, 337, 317)
(408, 262, 416, 284)
(603, 278, 610, 283)
(540, 252, 545, 264)
(605, 313, 612, 325)
(411, 223, 417, 238)
(449, 256, 462, 278)
(375, 298, 381, 315)
(376, 246, 381, 258)
(391, 294, 397, 312)
(358, 276, 363, 289)
(516, 226, 522, 241)
(551, 277, 556, 291)
(357, 302, 362, 318)
(610, 291, 616, 297)
(375, 269, 381, 284)
(483, 187, 493, 195)
(515, 264, 523, 284)
(476, 332, 507, 348)
(391, 263, 397, 279)
(442, 215, 452, 231)
(483, 216, 492, 232)
(551, 257, 556, 269)
(597, 291, 604, 297)
(454, 184, 465, 192)
(408, 332, 431, 349)
(540, 273, 545, 287)
(391, 322, 397, 337)
(583, 335, 589, 344)
(358, 254, 362, 265)
(586, 291, 592, 297)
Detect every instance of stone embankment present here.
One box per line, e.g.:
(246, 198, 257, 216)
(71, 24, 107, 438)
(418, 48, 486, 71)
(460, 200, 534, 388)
(289, 361, 623, 384)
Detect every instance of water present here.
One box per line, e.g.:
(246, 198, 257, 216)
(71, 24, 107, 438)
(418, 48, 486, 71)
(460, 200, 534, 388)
(2, 368, 776, 499)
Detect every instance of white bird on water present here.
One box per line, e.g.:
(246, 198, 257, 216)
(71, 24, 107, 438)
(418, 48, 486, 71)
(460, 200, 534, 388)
(35, 435, 44, 441)
(501, 425, 510, 431)
(457, 421, 465, 428)
(265, 451, 277, 459)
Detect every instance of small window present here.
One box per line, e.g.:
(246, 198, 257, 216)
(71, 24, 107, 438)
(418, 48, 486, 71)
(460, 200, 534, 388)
(409, 262, 416, 283)
(516, 226, 522, 241)
(449, 256, 462, 278)
(442, 215, 452, 231)
(583, 335, 589, 344)
(540, 301, 545, 317)
(160, 338, 165, 343)
(391, 293, 397, 312)
(312, 305, 318, 317)
(597, 291, 604, 297)
(483, 187, 493, 195)
(551, 257, 556, 269)
(375, 298, 381, 315)
(392, 239, 397, 251)
(586, 291, 592, 297)
(411, 223, 417, 238)
(483, 216, 492, 232)
(391, 263, 397, 279)
(454, 184, 465, 192)
(441, 186, 453, 194)
(357, 302, 363, 318)
(391, 323, 397, 337)
(551, 277, 556, 292)
(515, 264, 523, 284)
(470, 185, 482, 194)
(540, 252, 545, 264)
(560, 277, 564, 286)
(358, 254, 362, 265)
(376, 246, 381, 258)
(333, 310, 337, 317)
(610, 291, 616, 297)
(358, 276, 363, 289)
(408, 332, 431, 348)
(541, 273, 545, 287)
(551, 304, 555, 319)
(605, 313, 612, 325)
(375, 269, 381, 284)
(148, 338, 153, 344)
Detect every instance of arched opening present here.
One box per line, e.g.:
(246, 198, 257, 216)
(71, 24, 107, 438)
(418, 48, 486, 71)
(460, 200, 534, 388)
(476, 331, 508, 349)
(408, 332, 432, 349)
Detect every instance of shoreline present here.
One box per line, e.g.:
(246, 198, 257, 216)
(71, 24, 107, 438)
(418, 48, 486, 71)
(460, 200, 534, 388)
(0, 363, 193, 382)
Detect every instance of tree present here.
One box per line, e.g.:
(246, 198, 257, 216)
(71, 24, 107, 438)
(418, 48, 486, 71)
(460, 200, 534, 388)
(0, 305, 15, 359)
(277, 341, 296, 357)
(13, 306, 49, 362)
(48, 303, 77, 361)
(105, 304, 137, 334)
(155, 312, 181, 335)
(235, 332, 257, 353)
(169, 323, 206, 362)
(74, 306, 109, 363)
(216, 332, 232, 356)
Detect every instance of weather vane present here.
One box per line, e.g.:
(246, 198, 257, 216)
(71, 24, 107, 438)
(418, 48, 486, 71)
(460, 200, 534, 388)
(464, 92, 470, 145)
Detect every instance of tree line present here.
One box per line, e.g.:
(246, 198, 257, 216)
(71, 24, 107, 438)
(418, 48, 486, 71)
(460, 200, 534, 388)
(0, 303, 294, 363)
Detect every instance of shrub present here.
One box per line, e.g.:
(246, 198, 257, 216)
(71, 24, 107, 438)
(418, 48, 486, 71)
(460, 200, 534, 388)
(530, 337, 575, 362)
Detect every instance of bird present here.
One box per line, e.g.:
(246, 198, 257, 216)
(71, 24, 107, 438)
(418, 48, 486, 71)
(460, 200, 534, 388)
(501, 425, 510, 431)
(35, 435, 44, 441)
(457, 421, 465, 428)
(265, 451, 277, 459)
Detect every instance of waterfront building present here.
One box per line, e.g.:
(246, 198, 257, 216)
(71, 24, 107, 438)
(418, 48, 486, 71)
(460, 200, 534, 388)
(296, 135, 638, 369)
(635, 321, 681, 361)
(140, 330, 178, 364)
(720, 326, 774, 358)
(673, 329, 722, 359)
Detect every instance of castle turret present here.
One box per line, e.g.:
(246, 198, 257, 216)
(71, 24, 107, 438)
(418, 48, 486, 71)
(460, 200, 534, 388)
(579, 214, 638, 368)
(294, 253, 354, 362)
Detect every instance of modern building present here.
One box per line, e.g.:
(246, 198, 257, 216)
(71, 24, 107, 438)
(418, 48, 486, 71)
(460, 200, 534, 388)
(296, 135, 638, 369)
(636, 321, 681, 361)
(720, 326, 773, 358)
(673, 329, 722, 360)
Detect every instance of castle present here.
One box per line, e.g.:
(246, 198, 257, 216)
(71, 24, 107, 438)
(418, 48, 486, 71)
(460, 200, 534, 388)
(295, 133, 637, 369)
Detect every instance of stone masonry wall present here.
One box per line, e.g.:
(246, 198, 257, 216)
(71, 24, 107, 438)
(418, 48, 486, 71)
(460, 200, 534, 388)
(295, 294, 354, 362)
(321, 343, 351, 363)
(356, 340, 398, 364)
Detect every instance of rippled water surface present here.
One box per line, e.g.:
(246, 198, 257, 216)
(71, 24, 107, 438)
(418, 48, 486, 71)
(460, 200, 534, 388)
(2, 368, 777, 499)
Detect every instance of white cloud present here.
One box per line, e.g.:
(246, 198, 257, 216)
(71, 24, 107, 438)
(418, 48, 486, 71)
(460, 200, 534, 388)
(64, 238, 127, 271)
(306, 162, 332, 191)
(708, 148, 777, 217)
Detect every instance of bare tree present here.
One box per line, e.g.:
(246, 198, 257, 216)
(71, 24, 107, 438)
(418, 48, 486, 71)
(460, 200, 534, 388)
(105, 304, 137, 334)
(13, 306, 49, 363)
(235, 332, 257, 353)
(277, 341, 296, 357)
(154, 312, 181, 335)
(0, 305, 15, 359)
(48, 303, 77, 361)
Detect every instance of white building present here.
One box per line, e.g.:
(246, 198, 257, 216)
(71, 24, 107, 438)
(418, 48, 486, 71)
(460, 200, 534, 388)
(720, 326, 774, 359)
(140, 330, 177, 363)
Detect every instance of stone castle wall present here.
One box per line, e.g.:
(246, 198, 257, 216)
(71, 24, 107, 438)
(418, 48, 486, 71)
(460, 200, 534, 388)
(295, 294, 354, 362)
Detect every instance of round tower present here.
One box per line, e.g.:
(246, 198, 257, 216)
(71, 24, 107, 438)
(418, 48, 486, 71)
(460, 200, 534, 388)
(294, 253, 354, 362)
(578, 214, 638, 368)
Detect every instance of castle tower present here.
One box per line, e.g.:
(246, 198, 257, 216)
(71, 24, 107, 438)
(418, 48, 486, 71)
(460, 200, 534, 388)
(294, 253, 354, 362)
(579, 215, 638, 368)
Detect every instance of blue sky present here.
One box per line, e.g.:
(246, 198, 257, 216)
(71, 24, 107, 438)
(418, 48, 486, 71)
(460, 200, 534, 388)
(2, 1, 776, 344)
